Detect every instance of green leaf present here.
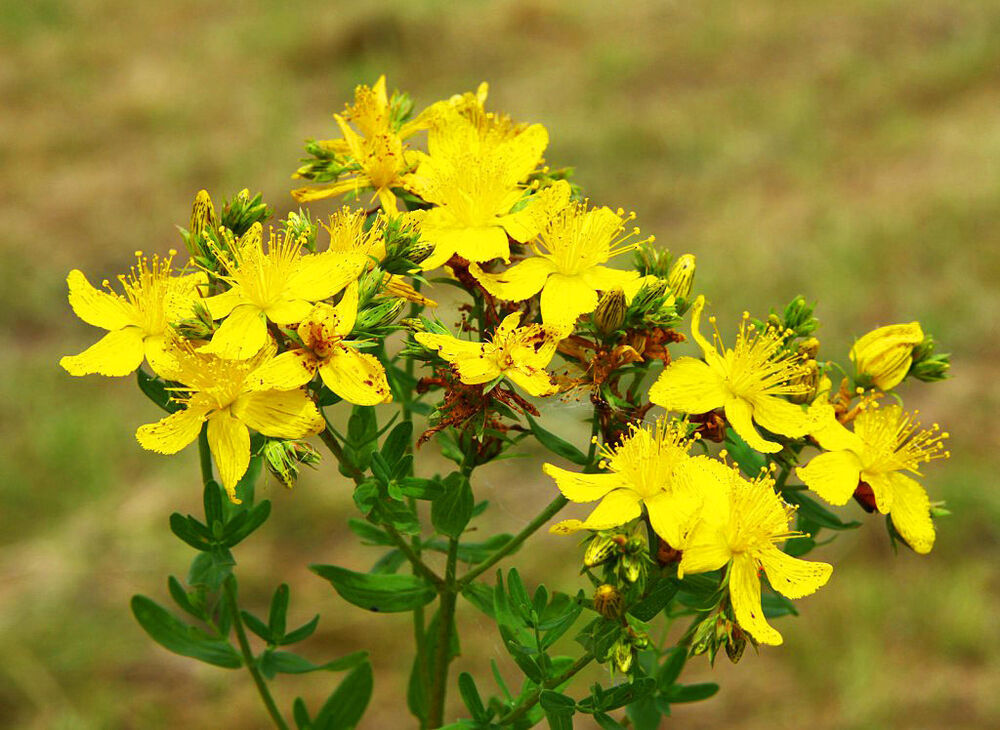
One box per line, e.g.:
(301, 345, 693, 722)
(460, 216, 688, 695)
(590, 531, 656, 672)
(594, 712, 627, 730)
(167, 576, 205, 620)
(169, 513, 211, 551)
(629, 577, 680, 621)
(221, 500, 271, 547)
(457, 672, 489, 722)
(259, 649, 368, 680)
(575, 617, 622, 661)
(396, 476, 443, 500)
(540, 690, 576, 729)
(187, 549, 234, 590)
(313, 661, 373, 730)
(136, 369, 180, 413)
(293, 698, 312, 729)
(784, 491, 861, 530)
(761, 591, 799, 618)
(281, 615, 320, 646)
(461, 582, 496, 618)
(347, 519, 394, 546)
(431, 473, 474, 538)
(203, 479, 225, 529)
(625, 695, 662, 730)
(268, 584, 289, 639)
(310, 565, 435, 613)
(657, 647, 687, 689)
(130, 595, 242, 669)
(240, 610, 273, 642)
(422, 534, 513, 564)
(578, 678, 656, 713)
(381, 421, 412, 466)
(526, 415, 588, 465)
(664, 682, 719, 703)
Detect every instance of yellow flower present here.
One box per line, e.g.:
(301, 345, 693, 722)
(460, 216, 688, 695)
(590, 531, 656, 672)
(649, 296, 817, 453)
(850, 322, 924, 390)
(60, 251, 205, 378)
(795, 400, 949, 554)
(667, 253, 696, 300)
(200, 223, 356, 360)
(323, 207, 436, 308)
(415, 312, 566, 397)
(546, 419, 727, 547)
(250, 282, 392, 406)
(136, 342, 324, 501)
(405, 109, 549, 270)
(292, 76, 418, 213)
(470, 181, 644, 325)
(678, 466, 833, 646)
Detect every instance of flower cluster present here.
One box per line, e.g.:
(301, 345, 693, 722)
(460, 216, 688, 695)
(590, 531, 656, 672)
(61, 76, 954, 726)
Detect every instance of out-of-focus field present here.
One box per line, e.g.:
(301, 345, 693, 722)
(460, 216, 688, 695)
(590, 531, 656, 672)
(2, 0, 999, 728)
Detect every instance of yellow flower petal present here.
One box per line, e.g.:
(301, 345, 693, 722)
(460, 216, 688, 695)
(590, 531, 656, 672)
(751, 395, 815, 440)
(200, 304, 269, 359)
(865, 471, 895, 514)
(66, 269, 135, 330)
(453, 355, 503, 385)
(232, 388, 325, 439)
(885, 472, 935, 554)
(286, 251, 355, 302)
(319, 347, 393, 405)
(250, 350, 318, 391)
(136, 404, 209, 454)
(580, 265, 639, 292)
(550, 519, 586, 535)
(60, 326, 146, 377)
(809, 405, 863, 453)
(579, 488, 643, 530)
(496, 207, 540, 243)
(203, 288, 245, 320)
(542, 464, 621, 502)
(676, 522, 731, 577)
(265, 298, 314, 326)
(207, 411, 251, 500)
(648, 357, 727, 414)
(331, 282, 359, 336)
(729, 554, 783, 646)
(506, 366, 557, 397)
(143, 334, 176, 379)
(452, 226, 512, 264)
(415, 333, 485, 361)
(645, 489, 703, 548)
(757, 546, 832, 599)
(539, 273, 598, 325)
(795, 450, 862, 506)
(470, 258, 555, 301)
(725, 397, 781, 453)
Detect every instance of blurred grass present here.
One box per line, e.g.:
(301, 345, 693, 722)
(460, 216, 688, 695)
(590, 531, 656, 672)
(1, 0, 999, 727)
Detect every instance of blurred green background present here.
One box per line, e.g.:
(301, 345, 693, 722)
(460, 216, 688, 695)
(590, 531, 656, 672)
(2, 0, 999, 727)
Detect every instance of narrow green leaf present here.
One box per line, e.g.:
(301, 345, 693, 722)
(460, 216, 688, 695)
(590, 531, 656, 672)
(259, 649, 368, 680)
(657, 647, 687, 689)
(313, 661, 374, 730)
(167, 576, 205, 620)
(130, 595, 242, 669)
(280, 615, 320, 646)
(724, 427, 768, 478)
(136, 369, 180, 413)
(268, 584, 290, 639)
(240, 610, 273, 643)
(310, 565, 435, 613)
(460, 582, 496, 618)
(664, 682, 719, 703)
(541, 690, 576, 729)
(629, 577, 679, 621)
(784, 491, 861, 530)
(169, 513, 211, 551)
(457, 672, 488, 722)
(203, 479, 225, 529)
(292, 698, 312, 729)
(526, 415, 588, 465)
(221, 500, 271, 547)
(346, 519, 394, 546)
(381, 421, 412, 466)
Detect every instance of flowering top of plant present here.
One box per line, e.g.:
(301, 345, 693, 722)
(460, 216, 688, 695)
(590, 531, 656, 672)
(60, 251, 204, 378)
(650, 295, 820, 453)
(415, 312, 567, 397)
(677, 463, 833, 646)
(796, 399, 949, 553)
(200, 222, 357, 359)
(60, 76, 956, 730)
(470, 180, 648, 325)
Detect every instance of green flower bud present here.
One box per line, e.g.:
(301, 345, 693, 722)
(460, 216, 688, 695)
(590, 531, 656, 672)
(583, 532, 620, 568)
(611, 637, 634, 673)
(593, 584, 623, 620)
(594, 289, 626, 335)
(667, 253, 696, 300)
(263, 439, 321, 489)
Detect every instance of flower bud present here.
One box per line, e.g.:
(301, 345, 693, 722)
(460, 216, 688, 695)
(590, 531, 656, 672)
(584, 532, 619, 567)
(190, 190, 217, 238)
(593, 584, 623, 620)
(850, 322, 924, 390)
(797, 337, 820, 359)
(725, 627, 746, 664)
(910, 334, 950, 383)
(632, 240, 672, 277)
(355, 298, 406, 331)
(667, 254, 696, 300)
(263, 439, 321, 488)
(788, 358, 820, 404)
(594, 289, 626, 335)
(611, 637, 634, 673)
(173, 301, 217, 341)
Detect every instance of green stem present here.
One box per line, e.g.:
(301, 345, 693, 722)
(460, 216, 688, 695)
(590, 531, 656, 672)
(498, 652, 595, 726)
(224, 577, 290, 730)
(427, 537, 460, 728)
(198, 426, 213, 486)
(458, 495, 569, 588)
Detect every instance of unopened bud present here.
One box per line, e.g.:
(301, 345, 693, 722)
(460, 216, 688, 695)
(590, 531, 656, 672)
(263, 439, 321, 488)
(621, 554, 645, 584)
(789, 358, 820, 404)
(850, 322, 924, 390)
(667, 254, 696, 300)
(593, 584, 623, 620)
(190, 190, 217, 238)
(594, 289, 626, 335)
(356, 298, 406, 331)
(611, 637, 634, 673)
(172, 301, 216, 341)
(797, 337, 820, 359)
(910, 334, 950, 383)
(726, 626, 746, 664)
(584, 533, 619, 568)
